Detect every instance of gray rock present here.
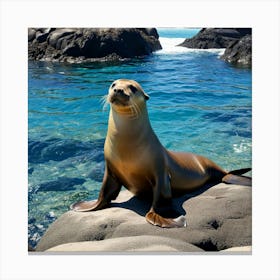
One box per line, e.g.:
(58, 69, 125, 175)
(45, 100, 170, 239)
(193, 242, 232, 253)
(36, 183, 252, 252)
(220, 246, 251, 252)
(35, 32, 49, 43)
(46, 236, 203, 252)
(47, 28, 77, 49)
(178, 28, 251, 49)
(28, 28, 36, 42)
(221, 34, 252, 67)
(28, 28, 162, 63)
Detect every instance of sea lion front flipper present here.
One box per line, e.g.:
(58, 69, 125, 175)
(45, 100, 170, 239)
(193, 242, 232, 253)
(70, 199, 107, 212)
(145, 170, 186, 228)
(145, 209, 186, 228)
(70, 164, 122, 212)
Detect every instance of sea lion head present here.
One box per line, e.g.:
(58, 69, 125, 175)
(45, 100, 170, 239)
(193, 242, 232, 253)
(107, 79, 149, 116)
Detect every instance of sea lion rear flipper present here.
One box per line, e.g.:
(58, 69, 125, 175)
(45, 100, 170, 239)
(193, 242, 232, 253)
(222, 174, 252, 186)
(228, 168, 251, 175)
(145, 209, 186, 228)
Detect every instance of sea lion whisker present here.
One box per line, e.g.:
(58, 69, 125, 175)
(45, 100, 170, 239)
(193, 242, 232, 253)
(133, 101, 141, 116)
(129, 105, 135, 117)
(100, 95, 109, 111)
(129, 103, 137, 119)
(100, 94, 107, 105)
(132, 103, 140, 119)
(131, 100, 140, 119)
(125, 102, 136, 119)
(129, 104, 138, 119)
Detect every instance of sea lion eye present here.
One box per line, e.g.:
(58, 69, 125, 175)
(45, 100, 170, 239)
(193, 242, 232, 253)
(129, 85, 137, 94)
(111, 83, 116, 88)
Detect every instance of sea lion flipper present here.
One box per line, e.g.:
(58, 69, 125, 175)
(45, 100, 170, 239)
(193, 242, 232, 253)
(70, 199, 106, 212)
(145, 210, 186, 228)
(222, 174, 252, 186)
(70, 164, 122, 212)
(145, 171, 187, 228)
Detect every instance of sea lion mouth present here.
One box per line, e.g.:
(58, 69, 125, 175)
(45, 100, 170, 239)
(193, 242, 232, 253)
(110, 95, 130, 106)
(109, 90, 130, 106)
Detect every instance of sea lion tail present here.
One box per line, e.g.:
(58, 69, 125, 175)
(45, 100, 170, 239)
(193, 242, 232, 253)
(222, 168, 252, 186)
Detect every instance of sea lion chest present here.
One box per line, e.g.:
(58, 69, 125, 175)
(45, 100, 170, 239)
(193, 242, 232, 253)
(104, 128, 159, 196)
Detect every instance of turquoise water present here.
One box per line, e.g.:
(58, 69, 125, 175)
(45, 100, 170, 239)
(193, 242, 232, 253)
(28, 28, 252, 247)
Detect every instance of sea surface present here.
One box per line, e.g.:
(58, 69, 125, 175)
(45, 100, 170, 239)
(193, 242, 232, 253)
(28, 28, 252, 248)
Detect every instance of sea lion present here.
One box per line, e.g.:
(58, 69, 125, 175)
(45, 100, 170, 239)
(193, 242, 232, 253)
(71, 79, 251, 228)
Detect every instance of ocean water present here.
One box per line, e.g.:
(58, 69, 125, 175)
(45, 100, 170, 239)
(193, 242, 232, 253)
(28, 28, 252, 248)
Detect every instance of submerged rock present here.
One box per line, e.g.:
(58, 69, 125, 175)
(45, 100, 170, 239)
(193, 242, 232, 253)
(28, 28, 162, 63)
(37, 177, 86, 192)
(87, 161, 105, 182)
(36, 183, 252, 252)
(28, 138, 104, 164)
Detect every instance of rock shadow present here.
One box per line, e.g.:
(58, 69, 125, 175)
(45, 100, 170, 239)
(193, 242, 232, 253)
(110, 182, 217, 218)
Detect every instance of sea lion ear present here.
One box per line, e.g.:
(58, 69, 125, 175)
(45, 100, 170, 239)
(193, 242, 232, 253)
(144, 92, 150, 100)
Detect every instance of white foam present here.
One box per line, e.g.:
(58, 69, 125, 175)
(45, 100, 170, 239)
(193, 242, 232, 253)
(156, 37, 225, 56)
(233, 141, 252, 154)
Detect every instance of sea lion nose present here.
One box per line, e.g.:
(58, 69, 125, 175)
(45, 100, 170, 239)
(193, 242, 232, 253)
(110, 87, 130, 104)
(113, 88, 129, 99)
(114, 88, 124, 94)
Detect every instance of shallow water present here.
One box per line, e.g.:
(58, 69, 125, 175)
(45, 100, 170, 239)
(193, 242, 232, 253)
(28, 28, 252, 247)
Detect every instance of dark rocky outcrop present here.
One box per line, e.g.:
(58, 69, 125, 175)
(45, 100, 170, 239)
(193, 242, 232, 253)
(28, 28, 162, 63)
(35, 183, 252, 252)
(178, 28, 251, 49)
(178, 28, 252, 67)
(221, 34, 252, 66)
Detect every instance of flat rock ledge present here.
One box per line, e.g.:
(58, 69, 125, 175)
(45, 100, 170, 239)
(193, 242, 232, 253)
(178, 28, 252, 67)
(28, 28, 162, 63)
(35, 183, 251, 253)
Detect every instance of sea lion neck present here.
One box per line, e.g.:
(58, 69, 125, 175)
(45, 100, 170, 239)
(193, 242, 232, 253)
(105, 104, 159, 160)
(109, 105, 152, 137)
